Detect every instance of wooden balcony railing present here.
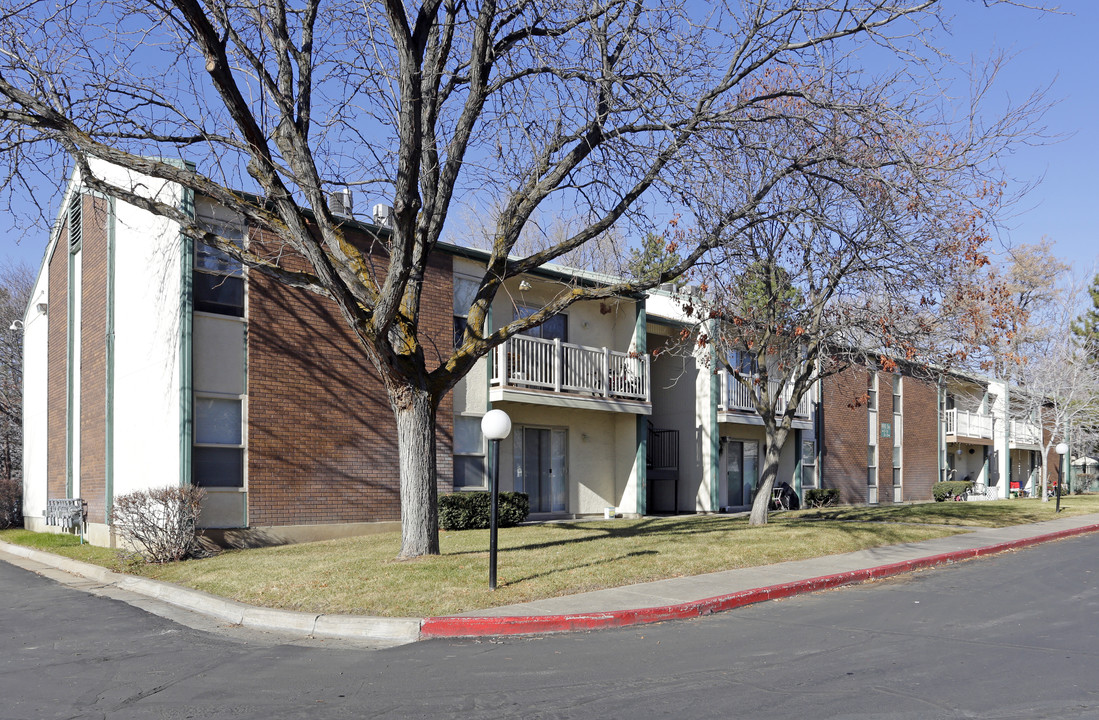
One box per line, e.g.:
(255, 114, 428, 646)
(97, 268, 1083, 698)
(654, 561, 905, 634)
(944, 408, 995, 440)
(1009, 418, 1042, 445)
(491, 335, 649, 402)
(717, 371, 811, 418)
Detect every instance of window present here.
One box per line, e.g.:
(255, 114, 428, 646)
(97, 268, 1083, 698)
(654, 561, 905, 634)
(453, 274, 479, 348)
(453, 416, 487, 489)
(893, 377, 902, 501)
(867, 371, 878, 503)
(729, 350, 757, 376)
(194, 224, 244, 317)
(515, 305, 567, 342)
(800, 437, 817, 489)
(193, 394, 244, 487)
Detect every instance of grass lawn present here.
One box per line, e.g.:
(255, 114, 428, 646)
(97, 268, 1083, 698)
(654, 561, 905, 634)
(791, 494, 1099, 527)
(2, 495, 1096, 617)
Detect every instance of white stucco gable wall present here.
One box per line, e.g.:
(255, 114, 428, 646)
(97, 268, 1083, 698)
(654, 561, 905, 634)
(88, 160, 187, 497)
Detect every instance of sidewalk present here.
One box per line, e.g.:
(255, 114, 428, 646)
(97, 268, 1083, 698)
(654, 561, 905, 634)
(4, 512, 1099, 647)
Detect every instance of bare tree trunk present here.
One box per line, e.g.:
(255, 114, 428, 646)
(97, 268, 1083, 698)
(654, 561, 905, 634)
(1040, 443, 1051, 502)
(748, 429, 786, 526)
(390, 384, 441, 557)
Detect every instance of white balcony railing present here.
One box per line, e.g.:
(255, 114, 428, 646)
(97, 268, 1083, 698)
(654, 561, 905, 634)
(718, 371, 811, 418)
(945, 408, 995, 440)
(1010, 418, 1042, 446)
(491, 335, 649, 402)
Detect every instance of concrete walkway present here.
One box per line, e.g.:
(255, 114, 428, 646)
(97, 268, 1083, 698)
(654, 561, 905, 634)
(4, 512, 1099, 647)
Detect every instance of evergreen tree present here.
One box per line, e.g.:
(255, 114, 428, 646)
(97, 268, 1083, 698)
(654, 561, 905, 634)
(626, 232, 682, 282)
(1072, 273, 1099, 362)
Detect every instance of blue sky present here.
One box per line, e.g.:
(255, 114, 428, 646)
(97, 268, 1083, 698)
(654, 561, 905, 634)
(2, 2, 1095, 283)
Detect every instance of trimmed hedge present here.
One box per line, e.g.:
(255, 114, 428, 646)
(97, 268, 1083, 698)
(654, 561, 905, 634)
(439, 491, 530, 530)
(805, 488, 839, 508)
(933, 480, 973, 502)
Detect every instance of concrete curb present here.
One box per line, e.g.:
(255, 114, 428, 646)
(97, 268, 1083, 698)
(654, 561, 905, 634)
(0, 540, 421, 645)
(418, 521, 1099, 638)
(5, 521, 1099, 644)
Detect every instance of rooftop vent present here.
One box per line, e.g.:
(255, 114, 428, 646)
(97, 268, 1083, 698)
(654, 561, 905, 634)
(372, 203, 393, 228)
(330, 189, 353, 217)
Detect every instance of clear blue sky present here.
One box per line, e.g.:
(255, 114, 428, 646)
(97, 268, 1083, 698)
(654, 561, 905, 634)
(2, 2, 1095, 282)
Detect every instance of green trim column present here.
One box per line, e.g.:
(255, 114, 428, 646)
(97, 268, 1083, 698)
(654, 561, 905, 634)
(936, 382, 944, 484)
(104, 198, 116, 522)
(635, 299, 647, 515)
(709, 330, 720, 512)
(179, 186, 195, 488)
(794, 428, 803, 500)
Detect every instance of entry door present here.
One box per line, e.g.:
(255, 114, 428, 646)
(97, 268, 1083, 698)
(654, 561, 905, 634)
(723, 439, 758, 507)
(515, 427, 567, 513)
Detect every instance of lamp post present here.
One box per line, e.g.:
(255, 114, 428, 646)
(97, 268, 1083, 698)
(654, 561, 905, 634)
(1056, 442, 1069, 513)
(481, 409, 512, 590)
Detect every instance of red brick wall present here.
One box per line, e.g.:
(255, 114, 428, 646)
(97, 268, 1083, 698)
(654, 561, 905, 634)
(901, 376, 939, 501)
(245, 227, 454, 526)
(820, 365, 869, 505)
(80, 196, 108, 522)
(46, 210, 70, 500)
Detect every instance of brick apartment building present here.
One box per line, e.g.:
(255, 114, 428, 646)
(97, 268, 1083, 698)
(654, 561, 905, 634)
(19, 165, 1060, 547)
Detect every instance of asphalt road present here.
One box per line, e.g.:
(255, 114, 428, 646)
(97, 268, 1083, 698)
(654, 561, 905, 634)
(3, 534, 1098, 719)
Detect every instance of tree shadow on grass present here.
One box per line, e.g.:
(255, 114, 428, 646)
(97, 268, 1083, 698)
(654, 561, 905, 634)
(503, 549, 659, 586)
(443, 515, 755, 557)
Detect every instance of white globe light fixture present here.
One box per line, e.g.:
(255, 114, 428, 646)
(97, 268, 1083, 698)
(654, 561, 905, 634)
(481, 409, 512, 441)
(1055, 442, 1069, 512)
(481, 409, 511, 589)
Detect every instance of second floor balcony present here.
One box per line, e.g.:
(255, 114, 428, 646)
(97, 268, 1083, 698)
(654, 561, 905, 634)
(490, 334, 650, 413)
(717, 371, 812, 425)
(1009, 418, 1042, 447)
(944, 408, 995, 443)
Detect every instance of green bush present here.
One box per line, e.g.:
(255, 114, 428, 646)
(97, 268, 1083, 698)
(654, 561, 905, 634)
(439, 492, 530, 530)
(933, 480, 973, 502)
(805, 488, 839, 509)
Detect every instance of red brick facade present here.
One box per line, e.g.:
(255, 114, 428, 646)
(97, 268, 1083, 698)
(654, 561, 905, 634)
(901, 376, 940, 501)
(245, 227, 454, 526)
(46, 208, 70, 501)
(80, 197, 109, 523)
(821, 365, 942, 504)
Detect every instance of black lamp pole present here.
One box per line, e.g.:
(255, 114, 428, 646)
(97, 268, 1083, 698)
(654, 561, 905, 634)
(489, 436, 500, 590)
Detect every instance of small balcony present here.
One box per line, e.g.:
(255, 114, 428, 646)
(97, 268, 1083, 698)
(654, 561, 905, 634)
(490, 334, 650, 414)
(1009, 418, 1042, 448)
(944, 408, 995, 444)
(717, 371, 812, 427)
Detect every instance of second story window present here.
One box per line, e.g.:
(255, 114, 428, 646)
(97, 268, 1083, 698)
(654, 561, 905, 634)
(516, 305, 567, 342)
(194, 223, 244, 317)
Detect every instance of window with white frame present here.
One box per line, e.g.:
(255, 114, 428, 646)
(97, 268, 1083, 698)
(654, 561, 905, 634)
(193, 394, 244, 487)
(453, 415, 487, 489)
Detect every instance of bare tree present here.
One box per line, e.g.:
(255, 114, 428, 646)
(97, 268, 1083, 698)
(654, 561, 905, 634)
(0, 262, 32, 489)
(664, 69, 1037, 524)
(1007, 278, 1099, 500)
(0, 0, 1045, 554)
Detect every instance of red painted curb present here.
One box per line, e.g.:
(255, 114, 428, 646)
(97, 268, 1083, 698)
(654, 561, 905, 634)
(420, 522, 1099, 639)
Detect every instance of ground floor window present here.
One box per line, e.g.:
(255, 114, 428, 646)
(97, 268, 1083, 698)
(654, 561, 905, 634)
(193, 394, 244, 487)
(453, 415, 487, 489)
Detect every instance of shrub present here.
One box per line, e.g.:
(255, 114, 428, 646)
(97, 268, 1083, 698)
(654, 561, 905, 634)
(804, 488, 839, 509)
(933, 480, 973, 502)
(110, 485, 207, 563)
(439, 492, 530, 530)
(0, 477, 22, 529)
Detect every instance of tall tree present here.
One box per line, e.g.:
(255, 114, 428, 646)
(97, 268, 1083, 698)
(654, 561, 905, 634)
(0, 0, 1044, 555)
(667, 75, 1027, 525)
(0, 262, 33, 489)
(1071, 272, 1099, 364)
